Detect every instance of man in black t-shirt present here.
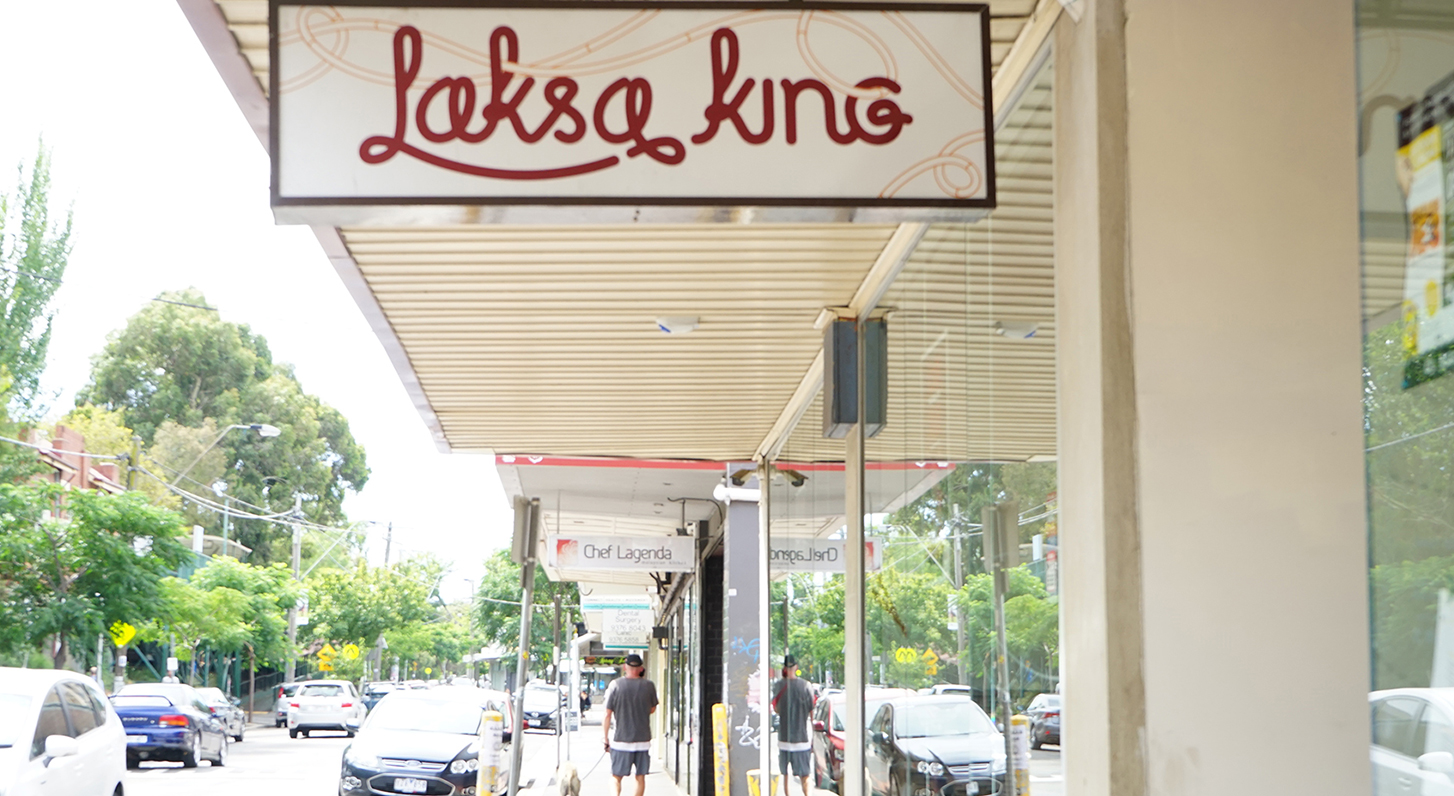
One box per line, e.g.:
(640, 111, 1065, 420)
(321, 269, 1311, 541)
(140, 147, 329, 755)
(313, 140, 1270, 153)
(772, 654, 815, 796)
(604, 653, 658, 796)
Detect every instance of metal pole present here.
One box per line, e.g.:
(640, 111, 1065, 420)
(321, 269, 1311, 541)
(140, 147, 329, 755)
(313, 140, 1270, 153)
(843, 316, 868, 796)
(757, 463, 772, 796)
(96, 635, 105, 689)
(249, 645, 256, 722)
(953, 526, 968, 686)
(384, 522, 393, 566)
(985, 502, 1018, 796)
(508, 499, 540, 796)
(286, 516, 303, 683)
(554, 591, 562, 771)
(221, 494, 230, 551)
(126, 436, 141, 491)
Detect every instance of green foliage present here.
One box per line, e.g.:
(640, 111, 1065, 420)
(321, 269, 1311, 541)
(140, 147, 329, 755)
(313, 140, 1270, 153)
(475, 549, 579, 673)
(189, 556, 300, 664)
(0, 483, 189, 668)
(304, 560, 437, 650)
(77, 290, 370, 562)
(0, 145, 71, 416)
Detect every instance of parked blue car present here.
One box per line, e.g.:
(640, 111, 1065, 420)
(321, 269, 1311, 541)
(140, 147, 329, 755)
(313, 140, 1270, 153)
(111, 683, 229, 768)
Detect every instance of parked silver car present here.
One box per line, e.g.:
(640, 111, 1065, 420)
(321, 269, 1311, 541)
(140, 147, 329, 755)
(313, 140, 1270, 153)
(197, 687, 246, 741)
(1371, 687, 1454, 796)
(273, 683, 301, 728)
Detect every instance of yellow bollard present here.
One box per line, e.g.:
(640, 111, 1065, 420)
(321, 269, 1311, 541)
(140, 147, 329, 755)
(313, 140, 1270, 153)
(746, 769, 780, 796)
(479, 710, 503, 795)
(1009, 715, 1031, 794)
(712, 704, 730, 796)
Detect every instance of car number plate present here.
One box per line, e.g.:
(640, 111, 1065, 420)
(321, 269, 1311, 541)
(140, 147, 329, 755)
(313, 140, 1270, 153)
(127, 735, 148, 744)
(529, 720, 541, 727)
(394, 778, 429, 794)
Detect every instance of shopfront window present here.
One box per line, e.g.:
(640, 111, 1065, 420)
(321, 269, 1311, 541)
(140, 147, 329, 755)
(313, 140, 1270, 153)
(764, 50, 1057, 796)
(1360, 3, 1454, 793)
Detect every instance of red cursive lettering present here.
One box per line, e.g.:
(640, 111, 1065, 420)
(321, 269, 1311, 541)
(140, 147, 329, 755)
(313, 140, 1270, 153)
(359, 25, 619, 181)
(691, 29, 774, 145)
(594, 78, 685, 165)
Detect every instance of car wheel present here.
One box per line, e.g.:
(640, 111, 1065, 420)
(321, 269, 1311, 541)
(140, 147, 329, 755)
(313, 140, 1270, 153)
(289, 728, 299, 739)
(213, 736, 228, 767)
(182, 732, 202, 768)
(303, 730, 311, 738)
(276, 719, 284, 728)
(1031, 727, 1043, 751)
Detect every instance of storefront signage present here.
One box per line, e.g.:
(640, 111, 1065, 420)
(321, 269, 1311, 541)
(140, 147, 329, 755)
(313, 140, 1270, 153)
(582, 595, 654, 650)
(769, 537, 882, 572)
(271, 2, 994, 211)
(547, 533, 695, 571)
(1398, 68, 1454, 387)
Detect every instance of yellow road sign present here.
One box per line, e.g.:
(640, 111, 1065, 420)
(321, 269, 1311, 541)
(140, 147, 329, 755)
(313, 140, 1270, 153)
(319, 643, 337, 660)
(895, 647, 917, 664)
(108, 622, 136, 647)
(342, 644, 360, 660)
(425, 667, 433, 675)
(925, 664, 938, 676)
(318, 661, 333, 671)
(921, 649, 939, 665)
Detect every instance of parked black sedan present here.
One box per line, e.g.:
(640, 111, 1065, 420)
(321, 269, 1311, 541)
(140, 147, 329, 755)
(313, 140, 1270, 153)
(112, 683, 229, 768)
(340, 687, 515, 796)
(866, 696, 1004, 796)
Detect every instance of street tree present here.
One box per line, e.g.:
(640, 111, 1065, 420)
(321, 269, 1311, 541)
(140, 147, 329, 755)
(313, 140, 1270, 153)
(0, 145, 71, 416)
(304, 560, 437, 650)
(475, 548, 580, 671)
(77, 290, 370, 561)
(0, 483, 189, 668)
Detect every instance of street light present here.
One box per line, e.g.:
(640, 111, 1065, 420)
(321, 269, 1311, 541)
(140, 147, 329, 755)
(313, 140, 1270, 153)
(171, 423, 281, 486)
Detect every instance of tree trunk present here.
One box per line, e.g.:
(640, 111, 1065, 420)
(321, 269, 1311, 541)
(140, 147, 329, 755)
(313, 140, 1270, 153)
(52, 635, 68, 670)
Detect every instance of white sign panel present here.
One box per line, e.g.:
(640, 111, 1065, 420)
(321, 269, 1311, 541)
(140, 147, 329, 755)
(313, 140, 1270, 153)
(769, 537, 883, 573)
(272, 2, 994, 209)
(581, 595, 654, 650)
(547, 534, 695, 571)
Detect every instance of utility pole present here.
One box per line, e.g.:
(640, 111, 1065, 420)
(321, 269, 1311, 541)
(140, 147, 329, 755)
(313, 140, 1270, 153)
(384, 522, 393, 566)
(984, 500, 1019, 796)
(553, 591, 562, 771)
(285, 500, 303, 683)
(126, 436, 141, 491)
(952, 522, 969, 686)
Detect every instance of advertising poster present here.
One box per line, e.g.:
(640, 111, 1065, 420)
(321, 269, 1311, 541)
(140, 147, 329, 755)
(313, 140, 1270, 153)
(1397, 69, 1454, 387)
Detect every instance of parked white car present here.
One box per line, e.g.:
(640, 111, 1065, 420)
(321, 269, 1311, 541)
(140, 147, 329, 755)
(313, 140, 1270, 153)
(287, 680, 366, 738)
(0, 667, 127, 796)
(1371, 687, 1454, 796)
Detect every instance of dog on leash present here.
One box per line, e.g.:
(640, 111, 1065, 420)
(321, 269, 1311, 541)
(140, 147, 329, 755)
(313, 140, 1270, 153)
(557, 761, 581, 796)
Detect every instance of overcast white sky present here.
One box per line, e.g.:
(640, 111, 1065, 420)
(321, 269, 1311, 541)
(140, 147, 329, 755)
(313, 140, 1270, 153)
(0, 1, 514, 601)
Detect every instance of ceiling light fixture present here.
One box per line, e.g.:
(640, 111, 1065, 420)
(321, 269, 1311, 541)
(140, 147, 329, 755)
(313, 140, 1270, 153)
(656, 316, 699, 334)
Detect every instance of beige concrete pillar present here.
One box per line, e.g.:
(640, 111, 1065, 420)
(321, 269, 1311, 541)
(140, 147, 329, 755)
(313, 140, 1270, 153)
(1054, 1, 1370, 794)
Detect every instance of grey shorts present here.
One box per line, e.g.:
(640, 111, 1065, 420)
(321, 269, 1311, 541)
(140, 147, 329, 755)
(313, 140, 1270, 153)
(611, 749, 650, 777)
(779, 749, 812, 777)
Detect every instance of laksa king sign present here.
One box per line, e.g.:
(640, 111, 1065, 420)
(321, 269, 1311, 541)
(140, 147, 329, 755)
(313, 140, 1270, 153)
(271, 1, 995, 209)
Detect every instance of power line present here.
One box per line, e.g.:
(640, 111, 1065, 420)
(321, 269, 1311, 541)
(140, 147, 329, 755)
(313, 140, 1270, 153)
(0, 434, 125, 460)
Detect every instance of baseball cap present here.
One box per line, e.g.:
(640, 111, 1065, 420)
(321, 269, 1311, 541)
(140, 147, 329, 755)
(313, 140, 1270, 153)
(625, 653, 644, 667)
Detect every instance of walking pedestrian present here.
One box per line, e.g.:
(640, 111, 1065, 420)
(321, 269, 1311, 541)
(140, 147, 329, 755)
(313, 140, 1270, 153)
(604, 653, 658, 796)
(772, 654, 815, 796)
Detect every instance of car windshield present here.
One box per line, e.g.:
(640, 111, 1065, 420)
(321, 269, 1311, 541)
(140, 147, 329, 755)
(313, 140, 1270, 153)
(367, 699, 485, 734)
(119, 684, 189, 703)
(523, 688, 558, 711)
(112, 695, 173, 708)
(198, 689, 227, 704)
(895, 702, 996, 738)
(366, 684, 398, 695)
(0, 694, 33, 747)
(299, 684, 344, 697)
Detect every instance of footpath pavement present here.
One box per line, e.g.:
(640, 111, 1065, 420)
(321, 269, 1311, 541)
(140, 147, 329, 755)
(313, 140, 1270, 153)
(516, 706, 683, 796)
